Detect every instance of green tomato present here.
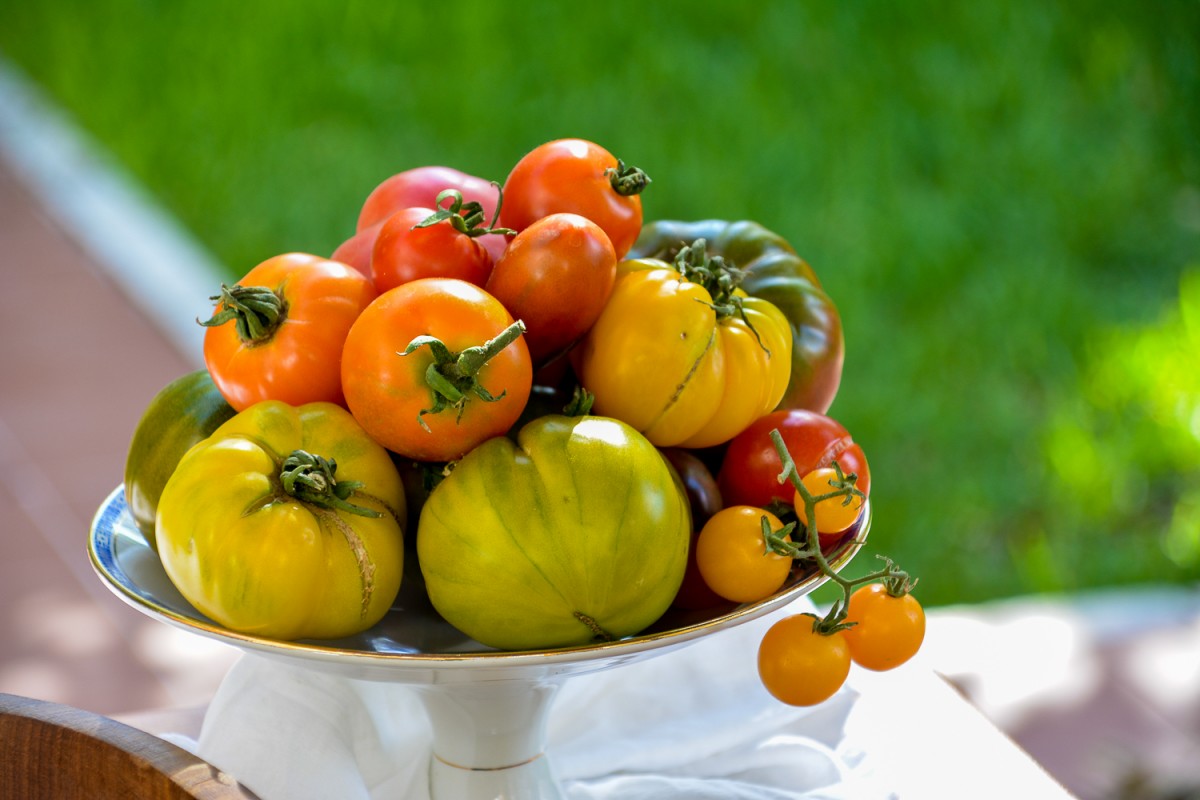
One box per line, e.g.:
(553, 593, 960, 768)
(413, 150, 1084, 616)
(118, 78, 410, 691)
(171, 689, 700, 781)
(124, 370, 237, 549)
(417, 414, 691, 651)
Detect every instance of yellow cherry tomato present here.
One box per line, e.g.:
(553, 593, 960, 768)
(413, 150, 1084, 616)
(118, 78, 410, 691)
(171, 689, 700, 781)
(695, 506, 793, 603)
(843, 583, 926, 671)
(794, 467, 863, 536)
(758, 614, 851, 706)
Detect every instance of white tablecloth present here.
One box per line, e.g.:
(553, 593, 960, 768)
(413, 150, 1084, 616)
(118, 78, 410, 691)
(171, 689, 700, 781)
(184, 597, 897, 799)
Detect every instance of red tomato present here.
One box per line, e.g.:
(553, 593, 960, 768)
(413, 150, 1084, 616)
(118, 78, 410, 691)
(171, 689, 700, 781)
(201, 253, 376, 411)
(499, 139, 648, 259)
(718, 409, 871, 510)
(341, 278, 532, 462)
(485, 213, 617, 366)
(371, 206, 494, 292)
(330, 222, 380, 277)
(357, 165, 508, 262)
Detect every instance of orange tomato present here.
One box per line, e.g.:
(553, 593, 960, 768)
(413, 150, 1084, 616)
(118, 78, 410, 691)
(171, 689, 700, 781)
(758, 614, 851, 706)
(695, 506, 793, 604)
(341, 278, 532, 461)
(201, 253, 376, 411)
(843, 583, 926, 671)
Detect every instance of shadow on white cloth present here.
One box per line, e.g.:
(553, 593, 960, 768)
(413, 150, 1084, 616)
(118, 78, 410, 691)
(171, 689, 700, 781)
(182, 598, 895, 799)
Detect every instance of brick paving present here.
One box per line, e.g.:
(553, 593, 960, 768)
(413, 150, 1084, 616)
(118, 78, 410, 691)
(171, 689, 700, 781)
(0, 157, 237, 719)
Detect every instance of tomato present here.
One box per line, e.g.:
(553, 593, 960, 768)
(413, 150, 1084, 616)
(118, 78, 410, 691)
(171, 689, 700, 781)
(155, 401, 406, 641)
(356, 164, 507, 262)
(330, 222, 380, 277)
(485, 213, 617, 366)
(695, 506, 793, 603)
(371, 206, 493, 293)
(577, 247, 793, 448)
(200, 253, 376, 411)
(661, 448, 723, 525)
(341, 278, 532, 462)
(417, 414, 690, 650)
(843, 583, 926, 671)
(662, 448, 728, 610)
(758, 614, 851, 706)
(499, 139, 648, 259)
(124, 370, 236, 549)
(630, 219, 843, 413)
(795, 467, 863, 536)
(718, 409, 871, 510)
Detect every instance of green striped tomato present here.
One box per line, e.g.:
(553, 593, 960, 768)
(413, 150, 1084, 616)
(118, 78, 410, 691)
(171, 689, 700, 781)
(417, 414, 690, 651)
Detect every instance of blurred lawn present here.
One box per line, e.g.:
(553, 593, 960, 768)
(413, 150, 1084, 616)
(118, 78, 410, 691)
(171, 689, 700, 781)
(2, 1, 1197, 606)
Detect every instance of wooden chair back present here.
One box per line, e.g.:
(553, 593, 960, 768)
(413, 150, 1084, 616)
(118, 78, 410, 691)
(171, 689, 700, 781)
(0, 693, 259, 799)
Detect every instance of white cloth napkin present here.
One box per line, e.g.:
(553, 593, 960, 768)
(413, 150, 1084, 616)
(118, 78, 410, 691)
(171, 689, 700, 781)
(187, 597, 895, 799)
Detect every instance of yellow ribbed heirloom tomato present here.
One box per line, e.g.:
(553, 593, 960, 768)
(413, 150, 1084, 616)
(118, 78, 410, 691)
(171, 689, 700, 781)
(576, 241, 792, 449)
(417, 414, 690, 651)
(155, 400, 406, 641)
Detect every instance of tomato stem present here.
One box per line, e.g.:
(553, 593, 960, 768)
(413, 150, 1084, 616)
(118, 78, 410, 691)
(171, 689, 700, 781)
(401, 320, 528, 430)
(574, 611, 615, 642)
(413, 183, 516, 238)
(279, 450, 381, 518)
(197, 284, 286, 345)
(768, 428, 915, 632)
(606, 159, 651, 196)
(673, 239, 770, 355)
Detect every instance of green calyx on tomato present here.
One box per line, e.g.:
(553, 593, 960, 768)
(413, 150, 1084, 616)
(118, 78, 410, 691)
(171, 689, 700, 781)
(402, 319, 527, 428)
(417, 413, 690, 651)
(606, 159, 651, 196)
(198, 284, 286, 345)
(630, 219, 844, 414)
(156, 400, 406, 641)
(413, 185, 515, 239)
(278, 450, 381, 518)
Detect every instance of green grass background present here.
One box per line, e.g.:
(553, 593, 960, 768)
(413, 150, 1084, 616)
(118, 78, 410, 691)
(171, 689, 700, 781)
(3, 0, 1198, 606)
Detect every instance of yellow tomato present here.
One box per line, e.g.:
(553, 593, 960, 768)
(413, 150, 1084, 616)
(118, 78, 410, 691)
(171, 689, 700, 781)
(156, 401, 406, 641)
(577, 248, 792, 448)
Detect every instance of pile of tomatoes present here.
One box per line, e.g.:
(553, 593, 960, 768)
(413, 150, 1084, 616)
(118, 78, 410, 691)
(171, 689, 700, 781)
(124, 137, 923, 706)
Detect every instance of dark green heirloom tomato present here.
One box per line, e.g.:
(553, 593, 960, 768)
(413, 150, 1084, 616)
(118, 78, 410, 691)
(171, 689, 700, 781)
(124, 370, 237, 549)
(628, 220, 844, 414)
(417, 415, 691, 651)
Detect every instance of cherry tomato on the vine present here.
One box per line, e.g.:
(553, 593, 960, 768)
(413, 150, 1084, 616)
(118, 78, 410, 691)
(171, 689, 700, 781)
(499, 139, 648, 259)
(758, 614, 851, 706)
(695, 506, 793, 604)
(843, 583, 926, 671)
(485, 213, 617, 366)
(795, 467, 863, 536)
(341, 278, 532, 462)
(719, 409, 871, 510)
